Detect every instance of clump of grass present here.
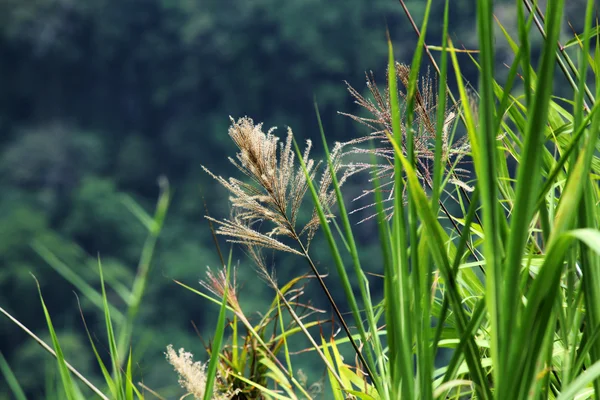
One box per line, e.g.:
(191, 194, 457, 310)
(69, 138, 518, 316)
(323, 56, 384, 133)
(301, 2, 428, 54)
(3, 0, 600, 399)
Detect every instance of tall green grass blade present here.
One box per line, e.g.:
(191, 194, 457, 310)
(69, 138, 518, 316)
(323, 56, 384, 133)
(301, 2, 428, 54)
(0, 305, 109, 400)
(447, 38, 502, 397)
(385, 129, 492, 400)
(275, 296, 293, 376)
(202, 262, 229, 400)
(117, 178, 170, 365)
(35, 278, 78, 400)
(125, 349, 134, 400)
(0, 351, 27, 400)
(370, 153, 395, 396)
(292, 135, 375, 388)
(403, 0, 434, 397)
(385, 29, 414, 400)
(516, 0, 532, 106)
(77, 294, 119, 399)
(98, 258, 126, 399)
(502, 2, 565, 393)
(432, 0, 450, 208)
(314, 101, 384, 396)
(576, 3, 600, 395)
(512, 229, 600, 398)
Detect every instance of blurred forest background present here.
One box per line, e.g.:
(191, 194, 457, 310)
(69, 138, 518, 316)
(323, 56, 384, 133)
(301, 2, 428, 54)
(0, 0, 589, 397)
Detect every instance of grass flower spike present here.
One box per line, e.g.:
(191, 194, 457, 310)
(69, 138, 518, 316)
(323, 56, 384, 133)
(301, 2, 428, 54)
(165, 345, 233, 400)
(202, 116, 345, 251)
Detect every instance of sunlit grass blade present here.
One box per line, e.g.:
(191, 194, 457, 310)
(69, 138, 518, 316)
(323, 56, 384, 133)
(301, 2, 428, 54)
(314, 101, 385, 396)
(575, 2, 600, 395)
(535, 100, 600, 210)
(509, 229, 600, 399)
(385, 29, 414, 400)
(502, 1, 565, 392)
(402, 0, 435, 397)
(125, 349, 135, 400)
(292, 135, 375, 388)
(322, 337, 345, 400)
(275, 296, 293, 376)
(557, 360, 600, 400)
(385, 129, 492, 400)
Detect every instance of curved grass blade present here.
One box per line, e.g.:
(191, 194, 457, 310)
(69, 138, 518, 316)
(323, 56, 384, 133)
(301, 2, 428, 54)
(35, 277, 79, 400)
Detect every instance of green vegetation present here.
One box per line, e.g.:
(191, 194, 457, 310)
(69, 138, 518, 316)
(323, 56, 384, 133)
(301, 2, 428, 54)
(2, 0, 600, 398)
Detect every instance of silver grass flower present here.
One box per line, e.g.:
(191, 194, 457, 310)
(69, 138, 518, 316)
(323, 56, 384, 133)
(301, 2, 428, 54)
(202, 116, 345, 258)
(340, 63, 472, 221)
(165, 345, 234, 400)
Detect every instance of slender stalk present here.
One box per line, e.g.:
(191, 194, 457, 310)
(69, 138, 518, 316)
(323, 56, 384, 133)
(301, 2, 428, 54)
(0, 306, 110, 400)
(523, 0, 595, 108)
(398, 0, 486, 242)
(294, 239, 374, 382)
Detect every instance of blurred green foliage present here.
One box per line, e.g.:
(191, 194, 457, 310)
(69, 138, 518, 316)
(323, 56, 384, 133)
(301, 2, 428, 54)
(0, 0, 589, 396)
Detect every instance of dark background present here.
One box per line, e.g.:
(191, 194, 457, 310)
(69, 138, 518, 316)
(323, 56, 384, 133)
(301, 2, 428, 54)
(0, 0, 586, 397)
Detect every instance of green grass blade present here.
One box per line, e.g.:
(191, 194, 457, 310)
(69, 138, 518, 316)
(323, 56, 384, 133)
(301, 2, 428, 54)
(292, 135, 375, 387)
(447, 39, 498, 396)
(511, 229, 600, 398)
(98, 258, 127, 399)
(385, 30, 415, 400)
(275, 296, 293, 377)
(0, 351, 27, 400)
(125, 349, 134, 400)
(432, 188, 481, 357)
(314, 101, 385, 396)
(403, 0, 435, 397)
(117, 178, 170, 365)
(557, 360, 600, 400)
(575, 3, 600, 395)
(31, 241, 125, 324)
(202, 260, 229, 400)
(432, 0, 450, 207)
(34, 278, 78, 400)
(385, 129, 492, 400)
(0, 306, 109, 399)
(502, 1, 565, 391)
(77, 294, 118, 398)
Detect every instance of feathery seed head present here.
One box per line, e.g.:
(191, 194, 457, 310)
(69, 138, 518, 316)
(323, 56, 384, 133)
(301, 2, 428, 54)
(203, 117, 346, 268)
(340, 63, 472, 221)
